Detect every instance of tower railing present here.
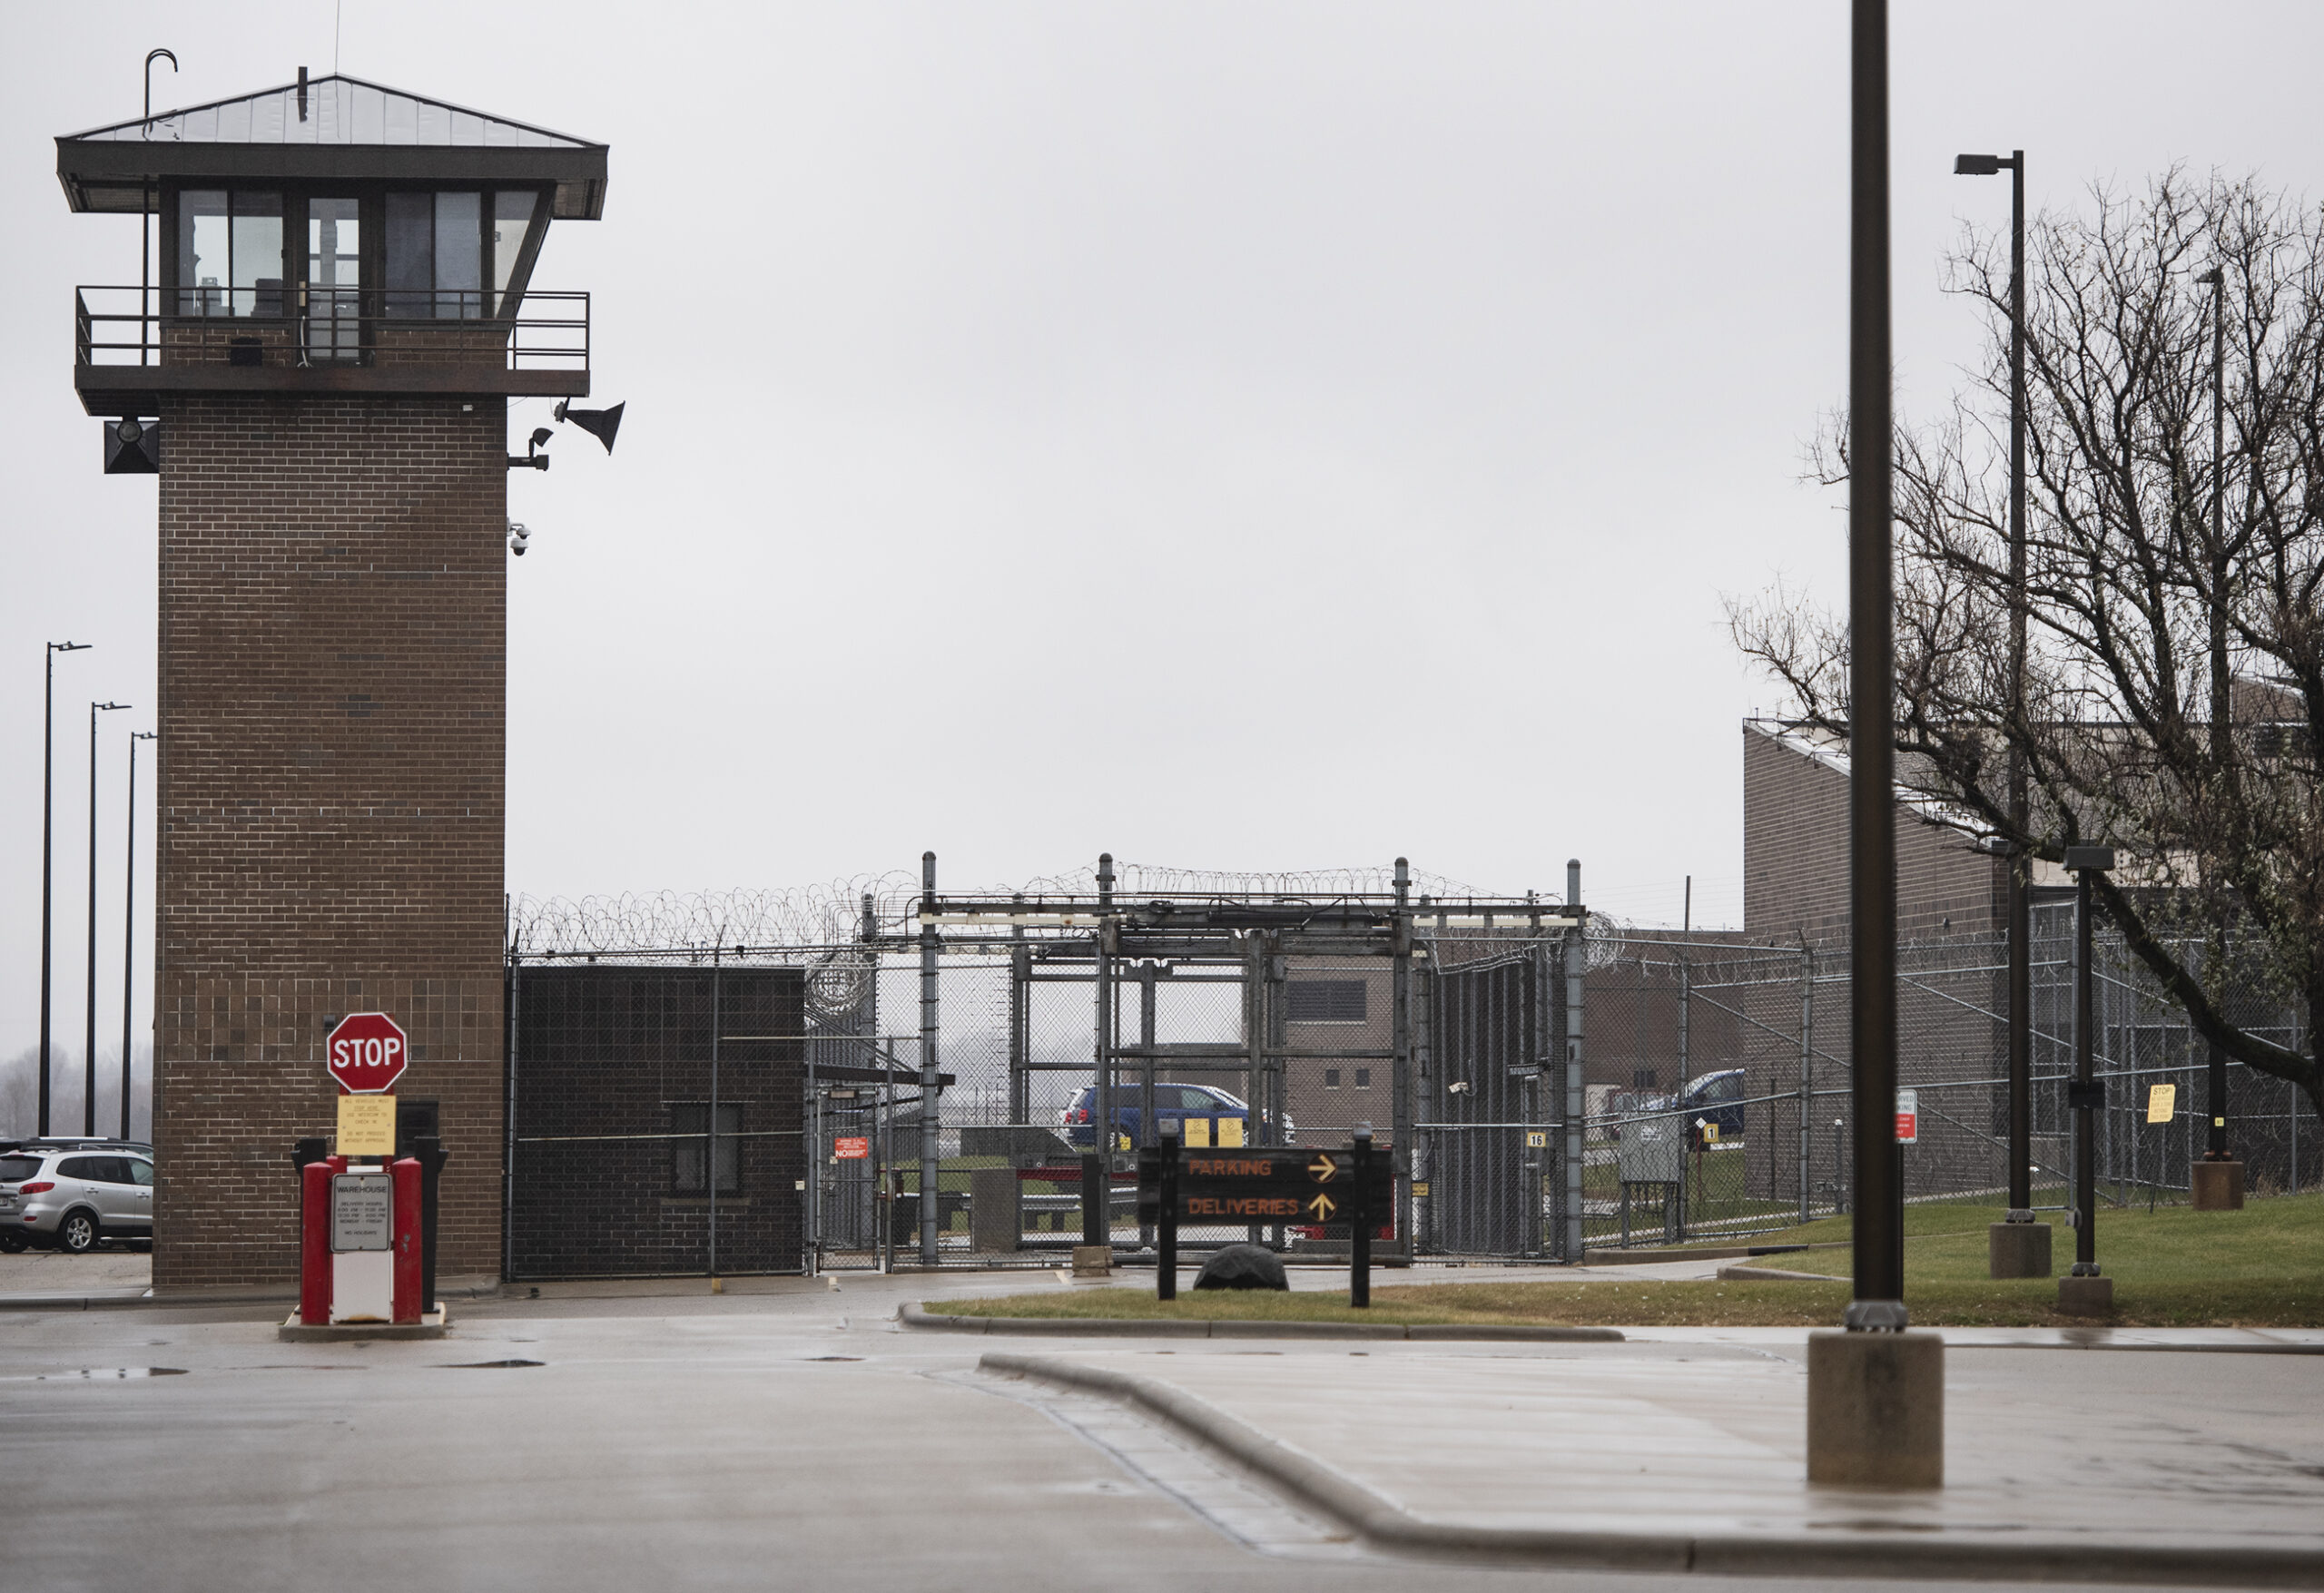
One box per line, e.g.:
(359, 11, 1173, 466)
(74, 285, 589, 373)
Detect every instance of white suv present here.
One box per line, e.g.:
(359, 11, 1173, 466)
(0, 1146, 154, 1254)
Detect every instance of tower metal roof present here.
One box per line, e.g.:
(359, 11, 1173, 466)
(57, 73, 608, 218)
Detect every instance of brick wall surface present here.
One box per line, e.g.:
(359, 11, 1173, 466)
(1742, 724, 2002, 945)
(153, 394, 507, 1291)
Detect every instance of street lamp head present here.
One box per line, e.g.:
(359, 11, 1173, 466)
(2195, 266, 2223, 286)
(94, 701, 129, 713)
(2063, 844, 2116, 874)
(50, 641, 91, 654)
(1954, 153, 2006, 176)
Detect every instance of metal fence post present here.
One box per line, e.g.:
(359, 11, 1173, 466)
(502, 949, 519, 1283)
(1800, 940, 1814, 1223)
(1562, 859, 1585, 1264)
(1392, 857, 1413, 1257)
(1091, 853, 1115, 1246)
(708, 949, 722, 1278)
(1009, 894, 1029, 1128)
(919, 851, 940, 1266)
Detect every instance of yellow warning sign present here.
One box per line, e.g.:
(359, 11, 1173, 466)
(2146, 1083, 2177, 1125)
(336, 1093, 397, 1156)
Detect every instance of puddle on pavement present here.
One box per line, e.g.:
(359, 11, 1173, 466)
(441, 1359, 545, 1369)
(803, 1355, 864, 1362)
(1, 1367, 188, 1382)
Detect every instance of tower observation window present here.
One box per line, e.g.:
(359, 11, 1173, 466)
(386, 191, 485, 319)
(177, 190, 283, 317)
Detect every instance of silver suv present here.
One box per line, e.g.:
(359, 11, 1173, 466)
(0, 1147, 154, 1254)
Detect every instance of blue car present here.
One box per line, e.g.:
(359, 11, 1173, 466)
(1661, 1068, 1748, 1140)
(1059, 1083, 1295, 1148)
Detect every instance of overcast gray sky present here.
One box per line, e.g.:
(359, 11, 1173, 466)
(7, 2, 2324, 1062)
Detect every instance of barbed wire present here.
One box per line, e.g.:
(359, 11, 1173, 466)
(509, 860, 1625, 964)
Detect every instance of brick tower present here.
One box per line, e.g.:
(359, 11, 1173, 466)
(58, 74, 607, 1289)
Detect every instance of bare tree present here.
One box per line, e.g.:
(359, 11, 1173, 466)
(1732, 172, 2324, 1124)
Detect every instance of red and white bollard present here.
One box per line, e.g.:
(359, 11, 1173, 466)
(299, 1155, 424, 1325)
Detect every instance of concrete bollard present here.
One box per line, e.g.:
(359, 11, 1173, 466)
(1806, 1331, 1944, 1489)
(969, 1166, 1021, 1254)
(2057, 1274, 2114, 1315)
(1987, 1221, 2053, 1279)
(1070, 1244, 1112, 1278)
(2191, 1161, 2245, 1212)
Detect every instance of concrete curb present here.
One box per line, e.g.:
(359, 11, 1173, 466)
(900, 1302, 1621, 1342)
(981, 1351, 2324, 1586)
(1716, 1264, 1849, 1282)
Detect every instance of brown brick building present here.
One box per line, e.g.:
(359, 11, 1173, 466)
(59, 74, 607, 1289)
(1743, 718, 2006, 945)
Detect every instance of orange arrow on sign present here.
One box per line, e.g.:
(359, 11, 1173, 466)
(1305, 1193, 1337, 1222)
(1308, 1155, 1337, 1183)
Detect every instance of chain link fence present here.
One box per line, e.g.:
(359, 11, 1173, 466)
(506, 885, 2313, 1276)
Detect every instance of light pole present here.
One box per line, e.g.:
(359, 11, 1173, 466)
(2062, 845, 2114, 1313)
(86, 702, 131, 1136)
(2192, 264, 2243, 1208)
(1955, 149, 2049, 1276)
(1807, 0, 1942, 1491)
(123, 731, 156, 1142)
(40, 642, 92, 1136)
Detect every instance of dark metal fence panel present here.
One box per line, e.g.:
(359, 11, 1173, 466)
(507, 961, 805, 1278)
(1424, 950, 1546, 1255)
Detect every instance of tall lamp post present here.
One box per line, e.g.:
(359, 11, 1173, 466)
(86, 701, 131, 1136)
(2191, 264, 2246, 1212)
(123, 731, 156, 1142)
(2062, 845, 2115, 1313)
(39, 642, 92, 1136)
(1806, 0, 1943, 1490)
(1955, 149, 2051, 1277)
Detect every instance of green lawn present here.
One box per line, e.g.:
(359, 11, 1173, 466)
(927, 1191, 2324, 1329)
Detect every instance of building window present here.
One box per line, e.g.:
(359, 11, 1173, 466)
(1324, 1068, 1342, 1088)
(1286, 979, 1365, 1023)
(386, 191, 484, 319)
(1354, 1068, 1371, 1088)
(177, 189, 283, 317)
(672, 1103, 741, 1195)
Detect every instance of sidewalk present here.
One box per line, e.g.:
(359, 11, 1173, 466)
(981, 1335, 2324, 1584)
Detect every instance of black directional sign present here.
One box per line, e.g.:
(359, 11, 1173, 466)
(1136, 1146, 1393, 1227)
(1138, 1135, 1394, 1307)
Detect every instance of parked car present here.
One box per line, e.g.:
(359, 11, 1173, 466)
(1608, 1070, 1748, 1146)
(0, 1146, 154, 1254)
(1661, 1068, 1748, 1141)
(1059, 1083, 1295, 1149)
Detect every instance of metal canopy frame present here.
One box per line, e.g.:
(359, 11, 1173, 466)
(872, 853, 1589, 1267)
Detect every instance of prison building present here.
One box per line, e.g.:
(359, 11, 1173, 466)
(58, 74, 607, 1289)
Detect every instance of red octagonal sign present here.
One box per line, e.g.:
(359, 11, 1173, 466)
(326, 1012, 409, 1095)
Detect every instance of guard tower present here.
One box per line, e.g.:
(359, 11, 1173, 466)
(57, 74, 607, 1290)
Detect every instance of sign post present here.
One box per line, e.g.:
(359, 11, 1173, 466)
(1137, 1135, 1393, 1305)
(1156, 1124, 1181, 1301)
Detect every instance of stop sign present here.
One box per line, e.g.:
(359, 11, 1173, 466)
(326, 1012, 409, 1095)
